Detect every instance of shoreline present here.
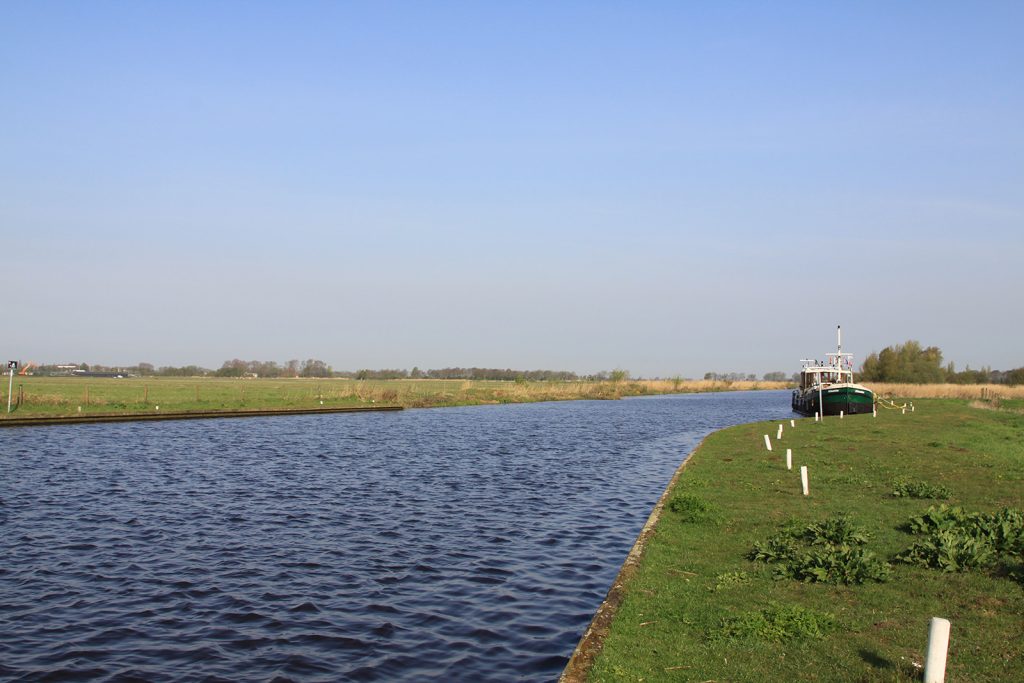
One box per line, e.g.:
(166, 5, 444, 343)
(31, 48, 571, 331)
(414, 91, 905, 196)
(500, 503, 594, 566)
(558, 434, 706, 682)
(0, 405, 403, 428)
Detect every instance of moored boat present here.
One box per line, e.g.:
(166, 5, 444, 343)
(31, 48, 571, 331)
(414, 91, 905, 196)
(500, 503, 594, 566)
(792, 326, 874, 417)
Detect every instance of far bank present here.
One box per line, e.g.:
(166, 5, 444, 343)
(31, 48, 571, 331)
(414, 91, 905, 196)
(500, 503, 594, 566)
(0, 376, 788, 422)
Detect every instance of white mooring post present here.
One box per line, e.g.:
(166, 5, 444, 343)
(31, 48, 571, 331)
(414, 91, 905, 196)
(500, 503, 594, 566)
(763, 434, 772, 451)
(777, 424, 783, 439)
(786, 448, 792, 470)
(790, 419, 795, 428)
(814, 411, 819, 422)
(800, 466, 809, 496)
(923, 617, 951, 683)
(840, 410, 844, 419)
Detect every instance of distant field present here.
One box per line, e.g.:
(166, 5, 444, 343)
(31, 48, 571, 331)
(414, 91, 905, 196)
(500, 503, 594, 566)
(0, 377, 790, 419)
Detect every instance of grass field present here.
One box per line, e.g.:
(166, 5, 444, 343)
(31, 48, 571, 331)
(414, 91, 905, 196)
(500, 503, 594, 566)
(577, 400, 1024, 682)
(0, 376, 790, 419)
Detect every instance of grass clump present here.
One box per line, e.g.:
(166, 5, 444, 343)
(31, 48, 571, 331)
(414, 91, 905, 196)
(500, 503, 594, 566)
(897, 505, 1024, 573)
(749, 515, 891, 585)
(665, 493, 721, 524)
(710, 570, 751, 592)
(891, 478, 951, 499)
(714, 602, 835, 642)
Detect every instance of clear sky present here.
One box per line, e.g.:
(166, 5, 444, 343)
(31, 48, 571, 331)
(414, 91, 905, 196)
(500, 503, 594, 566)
(4, 2, 1022, 377)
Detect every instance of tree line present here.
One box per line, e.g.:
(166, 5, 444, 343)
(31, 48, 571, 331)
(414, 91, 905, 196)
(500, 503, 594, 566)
(858, 340, 1023, 385)
(704, 372, 789, 382)
(30, 361, 613, 382)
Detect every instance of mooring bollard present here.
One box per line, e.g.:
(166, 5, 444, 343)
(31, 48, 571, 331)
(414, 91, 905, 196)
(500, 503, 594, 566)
(800, 466, 809, 496)
(763, 434, 772, 451)
(923, 617, 951, 683)
(786, 448, 792, 470)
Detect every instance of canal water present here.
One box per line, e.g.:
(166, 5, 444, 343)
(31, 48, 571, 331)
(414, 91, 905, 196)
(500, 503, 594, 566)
(1, 390, 791, 681)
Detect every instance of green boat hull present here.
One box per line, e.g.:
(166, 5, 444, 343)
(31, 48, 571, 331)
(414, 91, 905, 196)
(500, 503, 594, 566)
(792, 385, 874, 417)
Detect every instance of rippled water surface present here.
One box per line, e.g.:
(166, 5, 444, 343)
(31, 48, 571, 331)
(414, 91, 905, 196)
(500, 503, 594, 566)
(2, 391, 791, 681)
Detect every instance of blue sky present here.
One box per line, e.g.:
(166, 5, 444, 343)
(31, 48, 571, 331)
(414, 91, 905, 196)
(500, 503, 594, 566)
(3, 2, 1022, 376)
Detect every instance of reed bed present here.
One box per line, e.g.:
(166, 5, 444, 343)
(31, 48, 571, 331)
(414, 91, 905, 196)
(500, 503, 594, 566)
(865, 382, 1024, 400)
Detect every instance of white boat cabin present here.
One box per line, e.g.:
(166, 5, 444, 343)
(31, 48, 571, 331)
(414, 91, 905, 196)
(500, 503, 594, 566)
(799, 353, 855, 390)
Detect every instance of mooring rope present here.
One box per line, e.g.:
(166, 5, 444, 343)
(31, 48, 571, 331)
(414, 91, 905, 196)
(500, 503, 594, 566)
(875, 395, 910, 410)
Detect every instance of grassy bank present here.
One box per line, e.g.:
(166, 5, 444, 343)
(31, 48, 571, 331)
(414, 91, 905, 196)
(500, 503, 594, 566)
(579, 401, 1024, 682)
(0, 376, 789, 419)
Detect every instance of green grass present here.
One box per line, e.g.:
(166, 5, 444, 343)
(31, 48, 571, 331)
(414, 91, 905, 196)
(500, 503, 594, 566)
(586, 400, 1024, 682)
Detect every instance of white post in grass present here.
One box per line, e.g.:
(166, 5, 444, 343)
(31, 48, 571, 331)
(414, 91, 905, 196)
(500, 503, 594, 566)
(814, 411, 819, 422)
(902, 408, 906, 415)
(763, 434, 772, 451)
(790, 419, 795, 428)
(873, 407, 877, 418)
(923, 617, 951, 683)
(800, 466, 809, 496)
(786, 448, 792, 470)
(777, 424, 783, 440)
(840, 410, 844, 419)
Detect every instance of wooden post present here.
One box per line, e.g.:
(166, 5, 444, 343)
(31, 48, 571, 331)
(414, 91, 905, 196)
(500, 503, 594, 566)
(777, 424, 783, 439)
(144, 385, 149, 403)
(790, 419, 795, 428)
(800, 466, 809, 496)
(786, 448, 792, 470)
(763, 434, 772, 451)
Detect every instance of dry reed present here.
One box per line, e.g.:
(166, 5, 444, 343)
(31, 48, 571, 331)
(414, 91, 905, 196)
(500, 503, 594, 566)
(865, 382, 1024, 400)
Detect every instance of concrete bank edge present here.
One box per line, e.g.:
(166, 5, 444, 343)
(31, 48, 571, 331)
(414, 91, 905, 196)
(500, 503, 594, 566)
(0, 405, 403, 428)
(558, 437, 709, 682)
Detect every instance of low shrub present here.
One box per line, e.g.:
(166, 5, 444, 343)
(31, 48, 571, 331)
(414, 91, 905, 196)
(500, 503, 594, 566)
(897, 505, 1024, 573)
(892, 479, 951, 499)
(749, 515, 891, 585)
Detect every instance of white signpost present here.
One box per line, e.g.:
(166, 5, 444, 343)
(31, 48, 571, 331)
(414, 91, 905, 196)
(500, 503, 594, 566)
(7, 361, 17, 413)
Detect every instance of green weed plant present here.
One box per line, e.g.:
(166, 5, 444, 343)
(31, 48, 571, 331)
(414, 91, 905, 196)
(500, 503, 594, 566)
(749, 515, 891, 585)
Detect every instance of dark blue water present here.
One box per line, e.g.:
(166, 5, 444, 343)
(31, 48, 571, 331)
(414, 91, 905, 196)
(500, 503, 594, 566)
(1, 391, 790, 681)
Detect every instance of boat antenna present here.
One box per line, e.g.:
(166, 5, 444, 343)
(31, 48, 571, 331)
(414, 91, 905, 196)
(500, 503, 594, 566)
(837, 324, 842, 355)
